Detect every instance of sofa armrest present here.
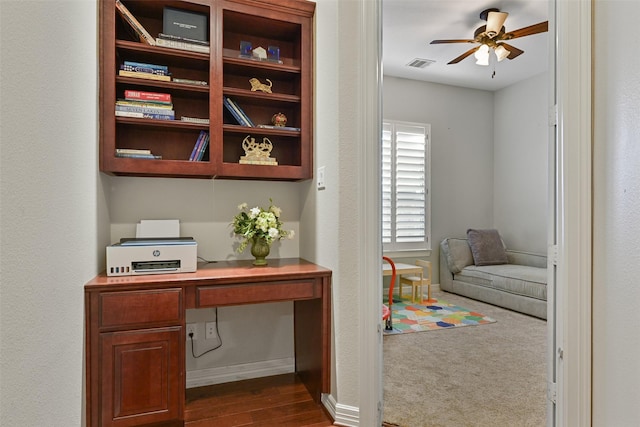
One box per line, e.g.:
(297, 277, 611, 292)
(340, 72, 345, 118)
(439, 247, 454, 290)
(506, 250, 547, 268)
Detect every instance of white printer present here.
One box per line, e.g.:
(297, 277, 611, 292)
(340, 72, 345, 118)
(106, 220, 198, 276)
(106, 237, 197, 276)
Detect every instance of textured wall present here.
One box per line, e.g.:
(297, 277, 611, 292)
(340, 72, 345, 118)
(0, 1, 102, 426)
(593, 0, 640, 424)
(493, 72, 549, 254)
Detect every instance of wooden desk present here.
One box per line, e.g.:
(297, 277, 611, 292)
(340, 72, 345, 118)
(382, 262, 424, 302)
(85, 258, 331, 427)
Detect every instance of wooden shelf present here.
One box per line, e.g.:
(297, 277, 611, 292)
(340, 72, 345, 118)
(100, 0, 315, 180)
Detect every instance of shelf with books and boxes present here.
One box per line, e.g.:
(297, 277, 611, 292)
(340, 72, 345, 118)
(100, 0, 314, 182)
(214, 4, 313, 180)
(102, 0, 214, 178)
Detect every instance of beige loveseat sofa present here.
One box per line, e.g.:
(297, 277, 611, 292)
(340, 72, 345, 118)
(439, 235, 548, 319)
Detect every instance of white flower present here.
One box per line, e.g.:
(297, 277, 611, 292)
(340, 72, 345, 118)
(270, 205, 282, 217)
(249, 207, 261, 218)
(238, 202, 248, 210)
(268, 228, 280, 238)
(287, 230, 295, 239)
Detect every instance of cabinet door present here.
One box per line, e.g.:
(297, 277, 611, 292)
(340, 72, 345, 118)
(100, 327, 182, 427)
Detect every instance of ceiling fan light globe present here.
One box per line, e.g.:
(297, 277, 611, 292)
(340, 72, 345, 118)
(474, 44, 490, 66)
(495, 45, 510, 62)
(474, 43, 490, 65)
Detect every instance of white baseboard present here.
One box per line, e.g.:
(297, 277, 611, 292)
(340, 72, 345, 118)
(186, 357, 294, 388)
(322, 393, 360, 427)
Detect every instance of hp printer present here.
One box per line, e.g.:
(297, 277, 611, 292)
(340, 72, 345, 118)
(106, 237, 197, 276)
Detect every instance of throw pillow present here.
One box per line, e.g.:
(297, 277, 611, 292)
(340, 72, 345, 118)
(466, 228, 509, 266)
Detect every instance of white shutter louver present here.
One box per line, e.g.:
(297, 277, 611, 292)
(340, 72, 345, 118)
(381, 121, 430, 252)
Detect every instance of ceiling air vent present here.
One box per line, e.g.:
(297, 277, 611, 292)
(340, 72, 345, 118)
(406, 58, 436, 69)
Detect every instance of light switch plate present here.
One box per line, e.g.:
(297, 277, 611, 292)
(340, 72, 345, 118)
(317, 166, 326, 190)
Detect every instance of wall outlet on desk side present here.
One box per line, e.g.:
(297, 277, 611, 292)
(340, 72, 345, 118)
(186, 323, 197, 340)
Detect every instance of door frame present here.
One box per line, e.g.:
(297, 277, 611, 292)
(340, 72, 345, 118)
(358, 0, 593, 425)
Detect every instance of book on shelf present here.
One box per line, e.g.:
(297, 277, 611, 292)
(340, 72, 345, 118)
(224, 97, 254, 126)
(189, 131, 209, 161)
(155, 37, 210, 54)
(223, 97, 247, 126)
(123, 61, 168, 74)
(157, 33, 209, 46)
(115, 111, 174, 120)
(124, 90, 171, 103)
(122, 65, 169, 76)
(196, 134, 209, 161)
(180, 116, 210, 124)
(118, 69, 171, 82)
(257, 124, 301, 132)
(116, 105, 175, 116)
(115, 152, 162, 159)
(172, 78, 208, 86)
(116, 148, 152, 155)
(115, 0, 156, 46)
(117, 99, 173, 108)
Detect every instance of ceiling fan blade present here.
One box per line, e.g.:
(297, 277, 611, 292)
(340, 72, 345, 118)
(430, 39, 476, 45)
(500, 43, 524, 59)
(503, 21, 549, 39)
(486, 11, 508, 37)
(447, 46, 480, 64)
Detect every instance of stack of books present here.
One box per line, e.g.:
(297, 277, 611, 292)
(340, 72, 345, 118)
(223, 97, 254, 126)
(189, 131, 210, 161)
(115, 148, 161, 160)
(115, 89, 175, 120)
(119, 60, 171, 82)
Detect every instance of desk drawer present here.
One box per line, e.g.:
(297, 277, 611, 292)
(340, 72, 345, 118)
(197, 280, 317, 307)
(99, 288, 182, 328)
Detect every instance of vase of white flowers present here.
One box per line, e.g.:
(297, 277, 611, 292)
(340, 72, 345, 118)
(232, 199, 294, 266)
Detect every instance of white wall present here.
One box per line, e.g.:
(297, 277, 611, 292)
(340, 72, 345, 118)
(0, 1, 106, 426)
(493, 72, 549, 254)
(383, 74, 549, 283)
(593, 0, 640, 424)
(382, 76, 495, 281)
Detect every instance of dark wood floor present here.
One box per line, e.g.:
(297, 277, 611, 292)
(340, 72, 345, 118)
(185, 373, 334, 427)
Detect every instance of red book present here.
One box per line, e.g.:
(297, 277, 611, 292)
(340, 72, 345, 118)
(124, 90, 172, 103)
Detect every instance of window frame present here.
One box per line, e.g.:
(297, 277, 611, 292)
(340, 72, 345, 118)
(382, 120, 431, 255)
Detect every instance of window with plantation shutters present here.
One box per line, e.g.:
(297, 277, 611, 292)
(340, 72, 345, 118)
(382, 121, 431, 252)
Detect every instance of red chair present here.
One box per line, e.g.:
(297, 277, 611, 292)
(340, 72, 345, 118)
(382, 256, 396, 331)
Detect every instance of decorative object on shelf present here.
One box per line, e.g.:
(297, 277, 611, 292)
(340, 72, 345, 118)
(240, 40, 253, 58)
(267, 45, 281, 63)
(239, 136, 278, 165)
(271, 112, 287, 127)
(231, 199, 294, 265)
(249, 77, 273, 93)
(252, 46, 267, 60)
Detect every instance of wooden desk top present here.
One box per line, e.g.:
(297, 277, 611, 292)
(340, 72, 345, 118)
(85, 258, 331, 290)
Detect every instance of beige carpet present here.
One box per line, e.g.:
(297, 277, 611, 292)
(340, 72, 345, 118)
(383, 290, 547, 427)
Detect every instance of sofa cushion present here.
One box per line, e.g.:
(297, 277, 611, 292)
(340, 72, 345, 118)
(441, 238, 474, 274)
(455, 264, 547, 301)
(466, 229, 509, 266)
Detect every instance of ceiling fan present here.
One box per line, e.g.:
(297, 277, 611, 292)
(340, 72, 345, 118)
(430, 8, 548, 65)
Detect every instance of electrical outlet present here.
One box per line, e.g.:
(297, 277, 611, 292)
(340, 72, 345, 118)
(205, 321, 217, 340)
(186, 323, 197, 340)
